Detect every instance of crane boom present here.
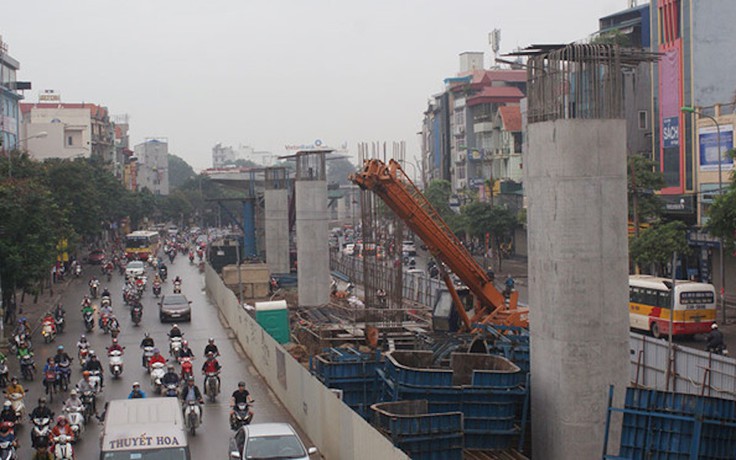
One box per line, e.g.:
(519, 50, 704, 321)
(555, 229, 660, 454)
(350, 159, 528, 329)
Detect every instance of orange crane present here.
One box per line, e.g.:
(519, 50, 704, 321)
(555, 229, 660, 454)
(350, 159, 529, 330)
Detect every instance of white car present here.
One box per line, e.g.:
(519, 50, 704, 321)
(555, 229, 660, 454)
(125, 261, 145, 278)
(229, 423, 317, 460)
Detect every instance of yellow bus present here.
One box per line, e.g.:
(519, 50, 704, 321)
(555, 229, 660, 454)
(125, 231, 160, 261)
(629, 275, 716, 338)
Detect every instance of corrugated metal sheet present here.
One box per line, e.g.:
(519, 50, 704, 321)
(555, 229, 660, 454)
(629, 332, 736, 400)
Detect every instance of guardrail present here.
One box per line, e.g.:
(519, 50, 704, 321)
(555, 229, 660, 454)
(205, 264, 409, 460)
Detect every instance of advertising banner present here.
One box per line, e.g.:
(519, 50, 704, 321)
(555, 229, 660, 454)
(699, 125, 734, 171)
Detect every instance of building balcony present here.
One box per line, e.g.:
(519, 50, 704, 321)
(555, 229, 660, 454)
(473, 121, 494, 133)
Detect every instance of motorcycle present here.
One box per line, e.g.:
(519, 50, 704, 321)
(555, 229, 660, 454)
(706, 344, 729, 355)
(173, 280, 182, 294)
(135, 276, 147, 293)
(0, 357, 8, 388)
(183, 400, 201, 436)
(77, 347, 90, 369)
(99, 313, 110, 333)
(83, 311, 94, 333)
(7, 393, 25, 424)
(159, 266, 168, 281)
(53, 308, 65, 334)
(131, 305, 143, 326)
(152, 282, 161, 297)
(87, 370, 101, 393)
(108, 317, 121, 338)
(43, 368, 58, 403)
(141, 346, 154, 370)
(64, 405, 85, 442)
(230, 401, 254, 431)
(20, 354, 35, 381)
(168, 251, 175, 263)
(108, 349, 124, 379)
(31, 417, 52, 448)
(80, 391, 96, 421)
(100, 295, 112, 309)
(57, 359, 72, 391)
(188, 252, 195, 264)
(169, 336, 183, 358)
(74, 264, 82, 278)
(41, 318, 57, 344)
(164, 383, 179, 398)
(0, 428, 15, 460)
(52, 434, 74, 459)
(179, 357, 194, 382)
(204, 371, 220, 403)
(89, 281, 99, 299)
(150, 362, 166, 394)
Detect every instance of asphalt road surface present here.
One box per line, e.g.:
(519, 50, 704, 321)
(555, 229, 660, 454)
(8, 252, 311, 459)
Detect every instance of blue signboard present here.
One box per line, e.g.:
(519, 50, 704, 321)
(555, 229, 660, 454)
(662, 116, 679, 148)
(699, 125, 734, 171)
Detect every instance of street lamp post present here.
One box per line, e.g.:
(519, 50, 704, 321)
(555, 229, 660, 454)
(7, 131, 48, 179)
(682, 106, 727, 324)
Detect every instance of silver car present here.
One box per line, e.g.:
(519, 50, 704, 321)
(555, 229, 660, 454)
(159, 293, 192, 322)
(125, 260, 145, 278)
(229, 423, 317, 459)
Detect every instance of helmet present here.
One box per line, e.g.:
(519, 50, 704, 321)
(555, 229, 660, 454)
(207, 351, 214, 358)
(187, 376, 194, 382)
(3, 401, 11, 408)
(0, 422, 11, 432)
(56, 415, 68, 424)
(182, 340, 188, 347)
(89, 350, 96, 356)
(132, 382, 140, 388)
(712, 323, 719, 329)
(10, 377, 17, 383)
(153, 348, 160, 354)
(39, 397, 47, 404)
(70, 389, 78, 397)
(57, 345, 64, 351)
(112, 338, 118, 344)
(80, 334, 87, 341)
(82, 371, 90, 378)
(238, 381, 246, 388)
(167, 364, 175, 370)
(208, 338, 214, 344)
(173, 324, 178, 329)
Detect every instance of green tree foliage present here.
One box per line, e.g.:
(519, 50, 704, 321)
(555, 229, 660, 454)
(460, 201, 518, 270)
(424, 179, 455, 223)
(630, 221, 690, 275)
(628, 154, 665, 224)
(168, 154, 196, 189)
(706, 187, 736, 250)
(230, 158, 261, 168)
(327, 157, 357, 185)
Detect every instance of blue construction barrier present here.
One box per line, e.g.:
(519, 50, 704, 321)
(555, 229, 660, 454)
(604, 386, 736, 459)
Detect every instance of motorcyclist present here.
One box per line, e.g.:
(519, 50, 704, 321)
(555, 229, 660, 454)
(0, 401, 16, 424)
(15, 317, 31, 337)
(203, 338, 219, 357)
(504, 274, 515, 295)
(140, 332, 154, 349)
(127, 382, 146, 399)
(88, 276, 100, 293)
(174, 275, 182, 286)
(50, 415, 74, 440)
(5, 377, 25, 401)
(178, 340, 195, 360)
(201, 351, 222, 392)
(32, 437, 54, 460)
(53, 345, 73, 366)
(42, 358, 59, 392)
(80, 296, 91, 309)
(76, 335, 89, 352)
(706, 323, 725, 352)
(101, 286, 111, 299)
(168, 324, 183, 339)
(153, 274, 162, 285)
(162, 364, 180, 387)
(31, 396, 54, 421)
(53, 302, 65, 320)
(148, 348, 166, 368)
(62, 390, 83, 414)
(82, 351, 104, 389)
(0, 421, 16, 450)
(76, 372, 95, 395)
(229, 381, 254, 429)
(106, 338, 125, 355)
(16, 340, 33, 360)
(179, 377, 203, 422)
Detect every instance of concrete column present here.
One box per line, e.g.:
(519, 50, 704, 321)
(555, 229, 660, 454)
(296, 180, 329, 306)
(264, 189, 290, 274)
(526, 119, 630, 458)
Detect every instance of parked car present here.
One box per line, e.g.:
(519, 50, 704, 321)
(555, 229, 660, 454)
(159, 293, 192, 322)
(229, 423, 317, 460)
(87, 249, 106, 265)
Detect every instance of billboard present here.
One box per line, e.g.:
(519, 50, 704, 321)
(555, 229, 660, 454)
(658, 45, 683, 192)
(699, 125, 734, 171)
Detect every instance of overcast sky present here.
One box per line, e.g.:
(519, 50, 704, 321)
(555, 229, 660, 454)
(2, 0, 627, 171)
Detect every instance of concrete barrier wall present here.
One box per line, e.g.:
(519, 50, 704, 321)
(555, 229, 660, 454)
(206, 264, 409, 460)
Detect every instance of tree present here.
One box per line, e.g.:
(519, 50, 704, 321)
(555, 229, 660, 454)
(630, 221, 690, 276)
(460, 202, 518, 270)
(424, 179, 454, 221)
(628, 154, 665, 229)
(327, 157, 357, 186)
(168, 154, 196, 189)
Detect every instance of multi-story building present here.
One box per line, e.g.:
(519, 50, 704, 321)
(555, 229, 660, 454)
(113, 114, 131, 180)
(20, 96, 114, 162)
(0, 35, 30, 151)
(212, 143, 236, 168)
(133, 139, 170, 195)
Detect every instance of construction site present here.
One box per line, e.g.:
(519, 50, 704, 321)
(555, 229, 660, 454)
(205, 44, 736, 460)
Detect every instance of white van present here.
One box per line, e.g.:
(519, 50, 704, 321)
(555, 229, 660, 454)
(99, 398, 190, 459)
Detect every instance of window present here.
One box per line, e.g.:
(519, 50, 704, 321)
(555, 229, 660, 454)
(67, 136, 73, 146)
(638, 111, 648, 130)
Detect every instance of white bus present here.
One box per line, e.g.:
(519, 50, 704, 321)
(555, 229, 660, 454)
(99, 398, 190, 459)
(629, 275, 716, 338)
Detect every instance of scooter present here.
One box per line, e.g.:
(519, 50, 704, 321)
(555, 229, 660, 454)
(173, 280, 182, 294)
(54, 308, 65, 334)
(141, 346, 154, 370)
(43, 368, 58, 403)
(80, 391, 96, 421)
(0, 358, 8, 388)
(77, 347, 90, 370)
(230, 401, 254, 431)
(7, 393, 25, 425)
(0, 429, 16, 460)
(52, 434, 74, 459)
(74, 264, 82, 278)
(100, 296, 112, 309)
(83, 311, 94, 333)
(31, 416, 52, 448)
(108, 350, 124, 379)
(179, 357, 194, 382)
(706, 344, 729, 355)
(20, 355, 35, 381)
(57, 359, 72, 392)
(183, 400, 201, 436)
(89, 282, 99, 299)
(152, 282, 161, 297)
(64, 405, 85, 442)
(169, 337, 183, 358)
(204, 371, 220, 403)
(131, 305, 143, 326)
(150, 362, 166, 394)
(41, 318, 57, 344)
(87, 370, 101, 393)
(164, 383, 179, 398)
